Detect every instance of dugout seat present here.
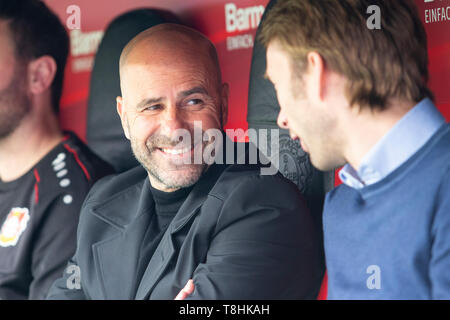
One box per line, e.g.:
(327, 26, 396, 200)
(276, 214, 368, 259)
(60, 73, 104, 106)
(247, 0, 331, 299)
(86, 9, 181, 172)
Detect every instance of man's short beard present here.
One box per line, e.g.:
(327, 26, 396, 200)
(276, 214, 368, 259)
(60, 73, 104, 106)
(129, 128, 209, 190)
(0, 67, 30, 139)
(145, 157, 207, 190)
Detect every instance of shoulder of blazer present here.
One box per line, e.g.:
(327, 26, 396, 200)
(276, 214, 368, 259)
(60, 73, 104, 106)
(209, 160, 292, 203)
(79, 166, 149, 230)
(84, 165, 148, 204)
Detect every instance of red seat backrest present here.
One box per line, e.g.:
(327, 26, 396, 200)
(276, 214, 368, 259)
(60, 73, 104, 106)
(317, 271, 328, 300)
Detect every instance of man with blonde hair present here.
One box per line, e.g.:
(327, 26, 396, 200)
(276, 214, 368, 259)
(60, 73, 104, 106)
(262, 0, 449, 299)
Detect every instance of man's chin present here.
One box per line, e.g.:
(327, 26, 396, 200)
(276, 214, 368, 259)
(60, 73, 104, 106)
(299, 139, 309, 153)
(148, 163, 207, 191)
(310, 156, 342, 173)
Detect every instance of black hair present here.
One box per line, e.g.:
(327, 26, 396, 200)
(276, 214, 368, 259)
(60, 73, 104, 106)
(0, 0, 69, 114)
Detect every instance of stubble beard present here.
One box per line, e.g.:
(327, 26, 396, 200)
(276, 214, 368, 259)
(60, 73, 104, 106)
(129, 128, 209, 190)
(0, 67, 30, 139)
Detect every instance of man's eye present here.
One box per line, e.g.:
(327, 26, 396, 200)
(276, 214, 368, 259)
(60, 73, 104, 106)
(144, 104, 162, 111)
(186, 99, 203, 106)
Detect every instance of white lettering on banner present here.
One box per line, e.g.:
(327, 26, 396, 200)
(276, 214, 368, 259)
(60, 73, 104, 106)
(70, 29, 104, 73)
(425, 6, 450, 23)
(225, 3, 265, 32)
(224, 3, 265, 51)
(423, 0, 450, 24)
(72, 56, 95, 73)
(227, 34, 253, 51)
(70, 29, 104, 57)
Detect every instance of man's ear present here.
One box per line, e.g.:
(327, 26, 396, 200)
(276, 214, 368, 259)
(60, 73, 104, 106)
(305, 51, 326, 104)
(116, 96, 130, 140)
(220, 83, 229, 128)
(28, 56, 57, 95)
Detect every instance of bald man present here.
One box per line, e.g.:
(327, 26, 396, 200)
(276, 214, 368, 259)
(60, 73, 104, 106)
(47, 24, 323, 300)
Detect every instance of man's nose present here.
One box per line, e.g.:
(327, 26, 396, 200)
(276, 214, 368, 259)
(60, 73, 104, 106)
(159, 105, 186, 136)
(277, 110, 289, 130)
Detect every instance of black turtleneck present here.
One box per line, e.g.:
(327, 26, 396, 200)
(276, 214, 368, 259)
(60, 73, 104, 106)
(135, 183, 193, 289)
(150, 184, 193, 218)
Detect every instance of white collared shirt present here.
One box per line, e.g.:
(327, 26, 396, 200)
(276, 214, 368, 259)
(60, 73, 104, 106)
(339, 98, 446, 189)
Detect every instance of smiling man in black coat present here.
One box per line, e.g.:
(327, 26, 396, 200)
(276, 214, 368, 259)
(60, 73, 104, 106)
(47, 23, 324, 300)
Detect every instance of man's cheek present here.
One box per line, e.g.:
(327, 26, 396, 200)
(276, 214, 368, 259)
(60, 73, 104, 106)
(204, 112, 224, 131)
(132, 115, 157, 137)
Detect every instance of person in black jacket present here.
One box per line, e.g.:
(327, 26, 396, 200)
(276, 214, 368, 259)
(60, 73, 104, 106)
(0, 0, 114, 299)
(47, 23, 324, 300)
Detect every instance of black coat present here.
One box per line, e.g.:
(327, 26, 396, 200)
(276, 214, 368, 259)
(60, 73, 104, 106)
(47, 153, 323, 299)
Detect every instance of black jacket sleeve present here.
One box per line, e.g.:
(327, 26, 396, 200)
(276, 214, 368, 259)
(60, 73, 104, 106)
(186, 174, 324, 300)
(45, 257, 86, 300)
(29, 194, 82, 299)
(45, 176, 114, 300)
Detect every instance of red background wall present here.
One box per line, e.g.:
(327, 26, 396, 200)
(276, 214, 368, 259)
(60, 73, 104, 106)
(416, 0, 450, 121)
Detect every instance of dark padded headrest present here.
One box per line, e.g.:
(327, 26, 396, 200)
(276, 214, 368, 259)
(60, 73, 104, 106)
(247, 0, 280, 128)
(86, 9, 181, 173)
(247, 1, 329, 282)
(247, 0, 334, 219)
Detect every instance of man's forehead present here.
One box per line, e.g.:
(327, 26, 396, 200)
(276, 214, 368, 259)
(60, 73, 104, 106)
(130, 38, 209, 63)
(265, 43, 279, 81)
(119, 25, 221, 95)
(121, 27, 212, 67)
(123, 58, 209, 80)
(266, 43, 291, 77)
(121, 46, 215, 89)
(121, 63, 211, 99)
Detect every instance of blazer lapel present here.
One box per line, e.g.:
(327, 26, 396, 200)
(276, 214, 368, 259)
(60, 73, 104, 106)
(135, 163, 227, 299)
(91, 178, 155, 299)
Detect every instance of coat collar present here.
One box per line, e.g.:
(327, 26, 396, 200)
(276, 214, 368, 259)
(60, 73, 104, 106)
(89, 161, 227, 232)
(89, 133, 237, 231)
(134, 162, 227, 299)
(90, 172, 153, 231)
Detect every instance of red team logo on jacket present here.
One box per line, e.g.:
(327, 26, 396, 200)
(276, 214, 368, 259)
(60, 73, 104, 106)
(0, 208, 30, 247)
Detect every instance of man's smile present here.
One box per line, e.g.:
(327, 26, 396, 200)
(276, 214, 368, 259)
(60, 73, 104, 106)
(152, 140, 205, 164)
(160, 145, 192, 155)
